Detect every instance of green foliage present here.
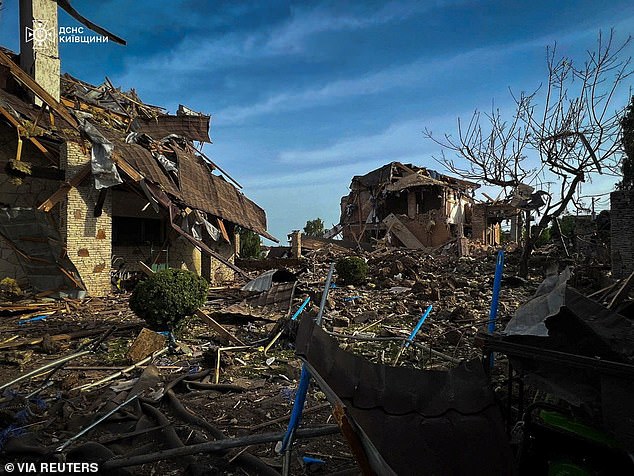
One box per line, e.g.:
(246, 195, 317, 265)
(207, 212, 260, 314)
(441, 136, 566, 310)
(617, 95, 634, 191)
(303, 218, 325, 237)
(0, 277, 22, 299)
(240, 229, 261, 259)
(130, 269, 208, 331)
(550, 215, 575, 239)
(335, 256, 369, 285)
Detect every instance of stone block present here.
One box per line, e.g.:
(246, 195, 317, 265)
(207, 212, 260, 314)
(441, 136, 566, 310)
(127, 328, 167, 363)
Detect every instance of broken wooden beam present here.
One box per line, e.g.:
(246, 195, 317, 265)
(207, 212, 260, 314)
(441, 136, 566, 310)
(217, 217, 230, 242)
(112, 154, 144, 182)
(0, 50, 79, 129)
(195, 309, 246, 346)
(0, 106, 57, 165)
(37, 163, 92, 212)
(608, 271, 634, 310)
(382, 213, 426, 249)
(0, 323, 140, 350)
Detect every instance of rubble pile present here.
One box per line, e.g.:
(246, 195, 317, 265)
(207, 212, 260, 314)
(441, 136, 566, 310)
(289, 247, 537, 368)
(0, 296, 350, 474)
(2, 244, 632, 474)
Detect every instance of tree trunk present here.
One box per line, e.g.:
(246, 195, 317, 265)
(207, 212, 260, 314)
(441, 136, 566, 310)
(519, 238, 533, 278)
(519, 217, 551, 277)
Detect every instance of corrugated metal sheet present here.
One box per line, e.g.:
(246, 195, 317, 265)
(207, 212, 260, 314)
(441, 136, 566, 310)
(296, 317, 515, 476)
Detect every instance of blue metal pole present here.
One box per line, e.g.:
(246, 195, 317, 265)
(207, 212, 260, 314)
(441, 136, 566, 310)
(280, 264, 334, 472)
(404, 304, 433, 348)
(316, 263, 335, 326)
(291, 296, 311, 321)
(488, 250, 504, 367)
(280, 365, 311, 451)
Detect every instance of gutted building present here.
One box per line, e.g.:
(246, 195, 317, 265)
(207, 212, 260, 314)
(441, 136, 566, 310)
(339, 162, 479, 248)
(0, 2, 274, 297)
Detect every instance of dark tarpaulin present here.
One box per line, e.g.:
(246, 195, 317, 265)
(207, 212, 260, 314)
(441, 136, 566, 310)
(496, 274, 634, 450)
(505, 271, 634, 363)
(295, 317, 515, 476)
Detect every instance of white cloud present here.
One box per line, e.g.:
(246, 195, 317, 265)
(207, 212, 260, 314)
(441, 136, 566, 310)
(264, 1, 452, 53)
(114, 1, 469, 90)
(215, 28, 602, 125)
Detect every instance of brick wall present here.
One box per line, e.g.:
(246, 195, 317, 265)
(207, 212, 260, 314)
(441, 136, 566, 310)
(0, 124, 59, 287)
(471, 204, 487, 242)
(168, 236, 202, 274)
(61, 141, 112, 296)
(209, 240, 235, 284)
(611, 190, 634, 278)
(170, 235, 235, 284)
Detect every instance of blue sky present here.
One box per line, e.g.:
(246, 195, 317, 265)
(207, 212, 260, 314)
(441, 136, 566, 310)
(1, 1, 633, 242)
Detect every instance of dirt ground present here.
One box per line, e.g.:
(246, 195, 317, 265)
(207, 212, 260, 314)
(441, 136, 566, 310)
(0, 246, 543, 475)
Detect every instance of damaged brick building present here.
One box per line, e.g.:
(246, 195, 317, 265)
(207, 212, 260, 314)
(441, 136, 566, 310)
(339, 162, 480, 248)
(0, 0, 275, 297)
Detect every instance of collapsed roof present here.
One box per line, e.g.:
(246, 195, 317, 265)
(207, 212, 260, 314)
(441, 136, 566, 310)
(0, 48, 275, 242)
(350, 161, 479, 192)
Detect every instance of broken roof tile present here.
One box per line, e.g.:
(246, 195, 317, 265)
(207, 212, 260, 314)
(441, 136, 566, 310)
(133, 115, 211, 143)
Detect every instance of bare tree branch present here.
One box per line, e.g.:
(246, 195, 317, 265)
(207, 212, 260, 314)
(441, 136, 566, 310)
(424, 30, 632, 276)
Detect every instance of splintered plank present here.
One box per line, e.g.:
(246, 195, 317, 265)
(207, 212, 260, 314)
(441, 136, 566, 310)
(0, 50, 79, 130)
(217, 217, 230, 242)
(382, 213, 426, 249)
(37, 163, 92, 212)
(608, 271, 634, 309)
(0, 106, 57, 164)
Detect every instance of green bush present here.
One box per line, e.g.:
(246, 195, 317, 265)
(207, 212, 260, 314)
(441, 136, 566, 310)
(335, 256, 369, 285)
(130, 269, 208, 331)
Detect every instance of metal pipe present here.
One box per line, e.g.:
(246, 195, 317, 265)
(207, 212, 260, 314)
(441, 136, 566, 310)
(488, 250, 505, 367)
(393, 304, 433, 365)
(0, 350, 91, 392)
(316, 263, 335, 327)
(405, 304, 433, 348)
(57, 393, 140, 452)
(282, 264, 333, 474)
(74, 347, 169, 392)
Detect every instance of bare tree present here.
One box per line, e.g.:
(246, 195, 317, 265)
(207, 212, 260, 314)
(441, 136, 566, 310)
(425, 30, 632, 277)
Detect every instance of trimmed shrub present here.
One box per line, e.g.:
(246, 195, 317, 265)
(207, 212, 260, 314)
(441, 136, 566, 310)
(130, 269, 208, 331)
(335, 256, 369, 285)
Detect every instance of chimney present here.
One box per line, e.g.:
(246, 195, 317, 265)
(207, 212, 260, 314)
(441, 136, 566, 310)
(19, 0, 60, 105)
(288, 230, 302, 259)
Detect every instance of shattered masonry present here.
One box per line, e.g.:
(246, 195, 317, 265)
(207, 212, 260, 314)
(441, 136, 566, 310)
(0, 40, 275, 296)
